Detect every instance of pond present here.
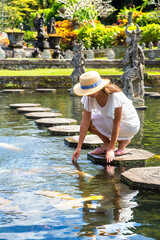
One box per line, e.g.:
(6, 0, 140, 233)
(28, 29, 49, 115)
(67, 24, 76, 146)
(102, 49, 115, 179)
(0, 88, 160, 240)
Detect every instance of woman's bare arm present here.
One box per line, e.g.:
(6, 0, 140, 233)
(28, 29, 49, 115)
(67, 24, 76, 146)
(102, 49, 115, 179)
(72, 109, 91, 162)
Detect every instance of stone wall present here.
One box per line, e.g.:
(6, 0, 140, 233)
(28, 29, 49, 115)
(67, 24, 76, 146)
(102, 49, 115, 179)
(0, 59, 159, 70)
(0, 74, 160, 89)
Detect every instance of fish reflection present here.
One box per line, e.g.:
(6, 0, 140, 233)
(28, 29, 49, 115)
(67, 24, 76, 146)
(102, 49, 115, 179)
(72, 161, 139, 238)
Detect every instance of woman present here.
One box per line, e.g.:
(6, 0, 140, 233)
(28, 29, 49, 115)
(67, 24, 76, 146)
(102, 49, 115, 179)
(71, 71, 140, 163)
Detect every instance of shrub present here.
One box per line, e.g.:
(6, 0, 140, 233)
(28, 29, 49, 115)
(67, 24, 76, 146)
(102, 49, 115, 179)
(55, 20, 78, 50)
(141, 24, 160, 46)
(24, 31, 36, 46)
(117, 6, 143, 26)
(135, 10, 160, 26)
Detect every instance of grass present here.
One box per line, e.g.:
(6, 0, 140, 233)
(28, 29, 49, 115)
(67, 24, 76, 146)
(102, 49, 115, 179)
(0, 68, 159, 76)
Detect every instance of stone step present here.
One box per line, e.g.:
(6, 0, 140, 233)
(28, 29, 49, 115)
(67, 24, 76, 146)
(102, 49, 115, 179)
(48, 125, 80, 136)
(10, 103, 41, 109)
(149, 93, 160, 98)
(3, 89, 24, 93)
(87, 148, 155, 166)
(17, 107, 51, 114)
(121, 166, 160, 192)
(135, 105, 147, 110)
(25, 112, 62, 119)
(36, 89, 56, 93)
(35, 118, 77, 127)
(144, 91, 157, 96)
(64, 135, 103, 149)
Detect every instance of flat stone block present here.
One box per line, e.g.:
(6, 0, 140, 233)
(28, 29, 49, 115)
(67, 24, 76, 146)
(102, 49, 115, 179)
(149, 93, 160, 98)
(35, 118, 77, 127)
(121, 166, 160, 192)
(64, 135, 103, 149)
(87, 149, 155, 166)
(144, 91, 157, 96)
(3, 89, 24, 93)
(36, 89, 56, 93)
(10, 103, 41, 109)
(48, 125, 80, 136)
(25, 112, 62, 119)
(135, 105, 147, 110)
(17, 107, 51, 114)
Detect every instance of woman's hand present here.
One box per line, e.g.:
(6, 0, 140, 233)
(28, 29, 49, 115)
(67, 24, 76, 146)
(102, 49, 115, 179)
(71, 148, 81, 162)
(106, 149, 115, 163)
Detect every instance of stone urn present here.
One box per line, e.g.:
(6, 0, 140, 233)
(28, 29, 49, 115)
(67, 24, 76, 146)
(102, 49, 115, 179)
(7, 32, 24, 48)
(48, 36, 61, 49)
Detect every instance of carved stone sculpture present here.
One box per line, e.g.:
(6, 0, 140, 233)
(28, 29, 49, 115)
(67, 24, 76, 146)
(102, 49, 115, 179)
(120, 24, 145, 101)
(70, 41, 85, 94)
(47, 17, 56, 35)
(34, 13, 45, 38)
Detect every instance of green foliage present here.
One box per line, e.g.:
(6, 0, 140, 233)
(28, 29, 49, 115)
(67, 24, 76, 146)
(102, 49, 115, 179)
(141, 24, 160, 46)
(24, 31, 36, 45)
(135, 10, 160, 26)
(4, 82, 21, 89)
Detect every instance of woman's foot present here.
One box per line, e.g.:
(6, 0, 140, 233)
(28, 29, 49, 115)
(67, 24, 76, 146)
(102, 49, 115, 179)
(91, 145, 108, 155)
(114, 148, 135, 156)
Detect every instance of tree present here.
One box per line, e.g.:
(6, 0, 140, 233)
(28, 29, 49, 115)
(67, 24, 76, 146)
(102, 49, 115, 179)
(57, 0, 115, 23)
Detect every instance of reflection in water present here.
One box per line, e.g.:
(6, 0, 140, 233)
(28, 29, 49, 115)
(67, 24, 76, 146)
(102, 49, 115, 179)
(0, 89, 160, 239)
(72, 161, 139, 238)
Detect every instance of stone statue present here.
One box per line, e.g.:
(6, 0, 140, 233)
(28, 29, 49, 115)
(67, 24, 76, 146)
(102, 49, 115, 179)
(19, 22, 23, 31)
(120, 24, 145, 100)
(47, 17, 56, 35)
(34, 13, 45, 38)
(70, 41, 86, 94)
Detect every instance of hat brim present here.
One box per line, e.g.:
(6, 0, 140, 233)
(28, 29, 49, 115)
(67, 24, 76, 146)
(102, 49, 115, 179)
(73, 78, 110, 96)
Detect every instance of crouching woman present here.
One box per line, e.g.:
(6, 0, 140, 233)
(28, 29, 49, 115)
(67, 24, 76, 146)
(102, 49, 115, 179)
(71, 71, 140, 163)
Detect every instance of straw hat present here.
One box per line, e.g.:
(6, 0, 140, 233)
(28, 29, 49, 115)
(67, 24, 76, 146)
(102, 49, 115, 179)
(73, 71, 110, 96)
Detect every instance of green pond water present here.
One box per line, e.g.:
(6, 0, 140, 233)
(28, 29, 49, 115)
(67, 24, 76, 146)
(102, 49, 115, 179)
(0, 88, 160, 240)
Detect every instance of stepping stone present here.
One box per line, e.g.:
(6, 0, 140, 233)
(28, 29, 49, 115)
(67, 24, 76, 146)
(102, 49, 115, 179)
(9, 103, 41, 109)
(144, 92, 157, 96)
(135, 105, 147, 110)
(17, 107, 51, 114)
(64, 135, 103, 149)
(149, 93, 160, 98)
(48, 125, 80, 136)
(87, 149, 155, 166)
(35, 118, 77, 127)
(25, 112, 62, 119)
(36, 89, 56, 93)
(121, 166, 160, 192)
(3, 89, 24, 93)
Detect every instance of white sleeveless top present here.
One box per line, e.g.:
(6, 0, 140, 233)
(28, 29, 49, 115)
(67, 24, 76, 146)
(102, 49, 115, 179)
(81, 92, 140, 128)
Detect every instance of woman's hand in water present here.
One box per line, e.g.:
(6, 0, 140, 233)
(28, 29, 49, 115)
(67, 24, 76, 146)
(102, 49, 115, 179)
(106, 149, 115, 163)
(72, 148, 81, 162)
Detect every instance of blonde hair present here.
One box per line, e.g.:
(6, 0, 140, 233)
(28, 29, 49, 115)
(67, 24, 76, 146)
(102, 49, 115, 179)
(103, 84, 121, 95)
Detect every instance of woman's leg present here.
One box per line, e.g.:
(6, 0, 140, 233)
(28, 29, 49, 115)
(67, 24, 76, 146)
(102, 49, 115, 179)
(88, 121, 110, 150)
(117, 139, 131, 151)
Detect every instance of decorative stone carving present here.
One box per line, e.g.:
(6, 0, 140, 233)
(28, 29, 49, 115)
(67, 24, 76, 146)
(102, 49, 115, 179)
(149, 41, 153, 49)
(108, 49, 115, 59)
(141, 42, 145, 50)
(0, 46, 5, 59)
(47, 17, 56, 34)
(64, 50, 74, 59)
(120, 24, 145, 101)
(86, 49, 94, 59)
(157, 41, 160, 49)
(43, 50, 51, 59)
(70, 41, 85, 94)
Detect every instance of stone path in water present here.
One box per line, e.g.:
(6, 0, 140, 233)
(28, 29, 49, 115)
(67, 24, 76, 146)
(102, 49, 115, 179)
(3, 89, 24, 93)
(25, 112, 62, 119)
(7, 89, 160, 192)
(121, 166, 160, 192)
(36, 89, 56, 93)
(35, 118, 77, 127)
(17, 107, 52, 114)
(87, 149, 155, 166)
(10, 103, 41, 109)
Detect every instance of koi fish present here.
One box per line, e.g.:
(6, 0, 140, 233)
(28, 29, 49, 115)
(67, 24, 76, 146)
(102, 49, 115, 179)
(36, 190, 76, 200)
(0, 143, 21, 151)
(74, 170, 95, 179)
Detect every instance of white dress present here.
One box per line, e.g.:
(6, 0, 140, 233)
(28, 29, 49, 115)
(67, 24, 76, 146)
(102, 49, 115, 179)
(81, 92, 140, 140)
